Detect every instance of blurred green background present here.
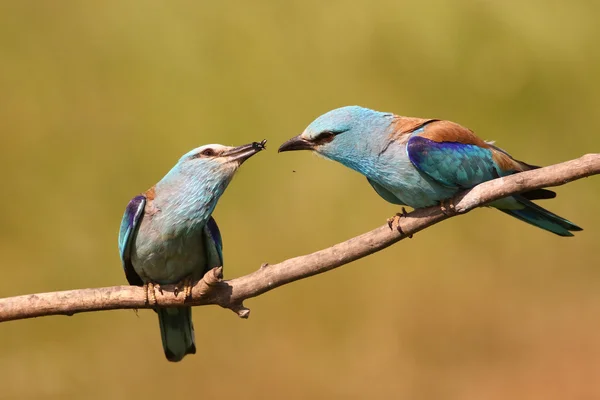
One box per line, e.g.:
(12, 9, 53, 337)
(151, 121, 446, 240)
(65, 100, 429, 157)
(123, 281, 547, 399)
(1, 1, 599, 399)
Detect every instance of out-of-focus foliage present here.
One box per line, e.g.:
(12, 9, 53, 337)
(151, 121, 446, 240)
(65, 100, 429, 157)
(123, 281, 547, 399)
(1, 1, 599, 399)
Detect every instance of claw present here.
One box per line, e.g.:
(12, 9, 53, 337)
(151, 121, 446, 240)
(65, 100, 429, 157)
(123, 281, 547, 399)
(387, 208, 412, 238)
(387, 213, 401, 231)
(395, 224, 405, 235)
(387, 216, 397, 230)
(174, 276, 194, 301)
(395, 224, 413, 239)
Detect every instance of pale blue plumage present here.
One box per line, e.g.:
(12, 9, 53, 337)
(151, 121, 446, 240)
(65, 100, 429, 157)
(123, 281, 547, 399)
(279, 106, 581, 236)
(119, 141, 264, 362)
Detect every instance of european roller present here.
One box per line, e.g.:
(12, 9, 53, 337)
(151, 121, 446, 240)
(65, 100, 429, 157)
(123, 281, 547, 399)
(118, 140, 266, 362)
(279, 106, 581, 236)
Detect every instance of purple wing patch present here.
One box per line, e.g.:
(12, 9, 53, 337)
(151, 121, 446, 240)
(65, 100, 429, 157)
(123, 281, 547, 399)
(206, 216, 223, 266)
(126, 196, 145, 226)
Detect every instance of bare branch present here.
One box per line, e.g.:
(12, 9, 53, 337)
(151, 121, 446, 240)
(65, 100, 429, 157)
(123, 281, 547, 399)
(1, 154, 598, 323)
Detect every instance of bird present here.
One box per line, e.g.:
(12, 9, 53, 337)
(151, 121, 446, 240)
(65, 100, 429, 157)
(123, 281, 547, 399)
(118, 140, 266, 362)
(279, 106, 581, 236)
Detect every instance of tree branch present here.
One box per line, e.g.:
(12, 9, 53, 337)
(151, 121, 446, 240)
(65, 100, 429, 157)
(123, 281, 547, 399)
(1, 154, 598, 323)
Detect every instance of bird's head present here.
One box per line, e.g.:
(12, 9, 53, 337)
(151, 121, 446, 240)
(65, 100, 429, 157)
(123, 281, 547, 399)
(154, 140, 266, 226)
(159, 140, 266, 201)
(278, 106, 391, 163)
(176, 140, 267, 179)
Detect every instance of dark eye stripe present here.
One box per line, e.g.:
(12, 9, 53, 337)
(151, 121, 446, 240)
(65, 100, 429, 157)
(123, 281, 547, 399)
(190, 148, 216, 159)
(313, 129, 347, 145)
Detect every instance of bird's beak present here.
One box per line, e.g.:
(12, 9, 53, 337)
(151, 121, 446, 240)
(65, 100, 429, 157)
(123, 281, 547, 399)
(278, 135, 314, 153)
(223, 139, 267, 164)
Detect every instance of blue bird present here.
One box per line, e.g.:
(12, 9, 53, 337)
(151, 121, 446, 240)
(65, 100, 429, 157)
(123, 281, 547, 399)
(119, 140, 266, 362)
(279, 106, 581, 236)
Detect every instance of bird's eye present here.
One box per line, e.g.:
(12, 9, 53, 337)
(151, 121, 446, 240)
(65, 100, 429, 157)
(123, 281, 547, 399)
(317, 131, 335, 139)
(200, 148, 215, 157)
(313, 130, 339, 145)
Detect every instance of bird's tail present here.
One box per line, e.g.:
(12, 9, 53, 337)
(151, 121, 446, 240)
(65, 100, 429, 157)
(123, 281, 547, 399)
(157, 307, 196, 362)
(496, 195, 582, 237)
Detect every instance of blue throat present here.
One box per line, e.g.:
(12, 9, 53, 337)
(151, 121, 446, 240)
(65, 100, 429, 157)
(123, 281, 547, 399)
(154, 165, 231, 233)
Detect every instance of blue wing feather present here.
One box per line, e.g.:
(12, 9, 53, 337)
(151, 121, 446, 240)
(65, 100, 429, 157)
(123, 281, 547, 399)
(204, 216, 224, 268)
(118, 195, 146, 286)
(407, 135, 502, 189)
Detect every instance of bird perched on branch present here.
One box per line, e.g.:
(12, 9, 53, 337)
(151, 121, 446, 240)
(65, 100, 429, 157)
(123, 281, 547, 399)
(279, 106, 581, 236)
(118, 140, 266, 362)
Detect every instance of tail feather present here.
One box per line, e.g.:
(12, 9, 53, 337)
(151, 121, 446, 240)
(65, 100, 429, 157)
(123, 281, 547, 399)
(157, 307, 196, 362)
(497, 196, 582, 237)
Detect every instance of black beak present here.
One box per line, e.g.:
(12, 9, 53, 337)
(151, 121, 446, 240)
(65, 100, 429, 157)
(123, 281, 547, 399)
(278, 136, 314, 153)
(224, 139, 267, 163)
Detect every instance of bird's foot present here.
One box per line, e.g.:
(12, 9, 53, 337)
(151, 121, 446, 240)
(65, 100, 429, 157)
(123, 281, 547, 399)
(174, 276, 194, 301)
(144, 282, 160, 306)
(387, 207, 412, 238)
(440, 198, 457, 216)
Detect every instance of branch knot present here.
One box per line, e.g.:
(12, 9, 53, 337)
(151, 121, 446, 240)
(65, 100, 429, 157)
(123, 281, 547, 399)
(202, 266, 224, 287)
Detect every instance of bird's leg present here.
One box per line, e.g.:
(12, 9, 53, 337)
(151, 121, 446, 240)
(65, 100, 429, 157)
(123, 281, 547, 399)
(144, 282, 159, 306)
(387, 207, 413, 238)
(440, 198, 457, 216)
(386, 207, 409, 229)
(386, 215, 398, 230)
(174, 275, 194, 301)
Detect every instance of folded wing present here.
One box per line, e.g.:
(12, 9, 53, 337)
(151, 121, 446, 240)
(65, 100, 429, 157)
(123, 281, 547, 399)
(118, 195, 146, 286)
(405, 119, 536, 189)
